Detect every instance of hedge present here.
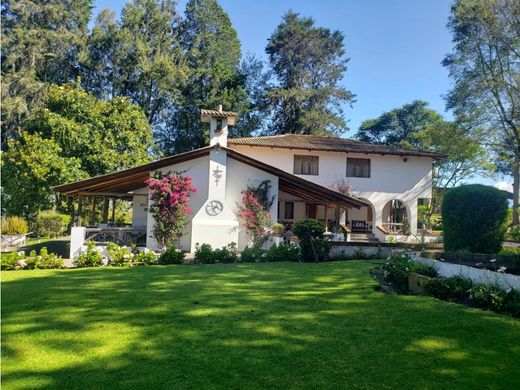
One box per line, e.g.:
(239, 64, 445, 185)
(442, 184, 508, 253)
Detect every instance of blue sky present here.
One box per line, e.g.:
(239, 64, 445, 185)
(92, 0, 510, 190)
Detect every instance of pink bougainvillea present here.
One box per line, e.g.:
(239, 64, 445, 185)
(237, 189, 272, 246)
(145, 172, 197, 247)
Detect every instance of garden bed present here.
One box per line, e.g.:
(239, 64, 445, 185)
(419, 250, 520, 275)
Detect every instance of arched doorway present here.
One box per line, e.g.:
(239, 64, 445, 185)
(382, 199, 409, 234)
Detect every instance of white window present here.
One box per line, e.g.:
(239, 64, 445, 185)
(294, 155, 319, 175)
(347, 158, 371, 178)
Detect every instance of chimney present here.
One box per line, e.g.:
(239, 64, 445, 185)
(200, 105, 237, 147)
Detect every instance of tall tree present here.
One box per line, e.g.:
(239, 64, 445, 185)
(1, 0, 93, 147)
(356, 101, 489, 190)
(356, 100, 443, 148)
(26, 83, 154, 177)
(443, 0, 520, 225)
(1, 132, 86, 219)
(265, 11, 355, 136)
(82, 1, 187, 134)
(168, 0, 248, 153)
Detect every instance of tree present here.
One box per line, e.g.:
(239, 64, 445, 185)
(414, 121, 490, 189)
(265, 11, 355, 136)
(356, 100, 443, 148)
(82, 2, 187, 139)
(443, 0, 520, 225)
(1, 0, 93, 147)
(168, 0, 248, 153)
(26, 83, 154, 177)
(1, 132, 86, 219)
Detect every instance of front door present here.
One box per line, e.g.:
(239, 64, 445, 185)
(306, 204, 317, 219)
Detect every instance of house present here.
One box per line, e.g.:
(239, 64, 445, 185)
(53, 106, 445, 258)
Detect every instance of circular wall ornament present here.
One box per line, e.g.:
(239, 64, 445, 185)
(205, 200, 224, 216)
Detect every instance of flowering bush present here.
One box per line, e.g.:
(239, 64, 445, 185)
(145, 172, 197, 247)
(237, 189, 272, 246)
(107, 242, 133, 266)
(380, 252, 438, 292)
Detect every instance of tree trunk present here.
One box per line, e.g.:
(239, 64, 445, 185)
(513, 153, 519, 226)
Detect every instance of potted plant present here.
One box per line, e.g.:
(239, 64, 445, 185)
(272, 223, 285, 237)
(1, 216, 29, 248)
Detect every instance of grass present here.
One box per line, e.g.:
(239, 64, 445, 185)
(2, 261, 520, 389)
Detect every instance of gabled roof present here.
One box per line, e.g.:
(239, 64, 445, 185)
(228, 134, 447, 159)
(52, 145, 367, 209)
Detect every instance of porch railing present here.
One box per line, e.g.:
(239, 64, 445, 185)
(85, 227, 146, 246)
(381, 222, 404, 234)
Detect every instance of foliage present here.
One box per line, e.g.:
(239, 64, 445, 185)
(356, 101, 488, 191)
(1, 0, 92, 145)
(237, 182, 273, 246)
(1, 132, 86, 218)
(240, 245, 266, 263)
(1, 251, 26, 270)
(27, 83, 154, 177)
(134, 250, 159, 265)
(170, 0, 248, 153)
(146, 172, 197, 247)
(107, 242, 133, 266)
(292, 219, 330, 262)
(265, 11, 355, 136)
(443, 0, 520, 225)
(380, 252, 438, 292)
(442, 184, 508, 253)
(425, 276, 474, 302)
(194, 243, 238, 264)
(158, 245, 186, 265)
(75, 241, 103, 268)
(264, 244, 301, 263)
(24, 247, 64, 270)
(357, 100, 442, 148)
(499, 246, 520, 256)
(1, 216, 29, 235)
(425, 275, 520, 318)
(508, 225, 520, 241)
(34, 211, 71, 238)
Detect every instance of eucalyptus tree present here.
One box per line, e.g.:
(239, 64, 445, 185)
(443, 0, 520, 224)
(265, 11, 355, 136)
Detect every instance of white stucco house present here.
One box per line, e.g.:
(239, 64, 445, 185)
(53, 106, 445, 257)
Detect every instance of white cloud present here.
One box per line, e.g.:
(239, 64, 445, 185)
(495, 181, 513, 193)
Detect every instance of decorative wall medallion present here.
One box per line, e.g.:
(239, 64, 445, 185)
(212, 166, 223, 185)
(205, 200, 223, 216)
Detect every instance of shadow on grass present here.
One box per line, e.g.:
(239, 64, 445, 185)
(2, 262, 520, 389)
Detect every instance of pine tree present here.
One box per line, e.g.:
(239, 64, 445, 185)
(1, 0, 93, 147)
(168, 0, 248, 153)
(265, 11, 355, 136)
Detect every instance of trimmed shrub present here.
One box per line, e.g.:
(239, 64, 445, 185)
(34, 211, 70, 238)
(194, 243, 238, 264)
(381, 252, 438, 292)
(442, 184, 508, 253)
(502, 289, 520, 317)
(25, 247, 64, 269)
(241, 245, 265, 263)
(264, 243, 301, 262)
(1, 251, 25, 270)
(425, 276, 473, 302)
(75, 241, 103, 268)
(107, 242, 133, 266)
(134, 250, 158, 265)
(293, 219, 330, 262)
(1, 216, 28, 235)
(158, 245, 186, 264)
(469, 284, 504, 312)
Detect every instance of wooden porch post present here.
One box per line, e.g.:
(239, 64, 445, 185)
(111, 198, 116, 223)
(77, 196, 83, 227)
(324, 205, 329, 232)
(102, 197, 110, 223)
(90, 196, 96, 225)
(334, 204, 341, 233)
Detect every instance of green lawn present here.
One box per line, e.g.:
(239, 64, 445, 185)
(2, 261, 520, 389)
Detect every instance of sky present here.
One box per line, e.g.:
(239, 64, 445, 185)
(92, 0, 511, 191)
